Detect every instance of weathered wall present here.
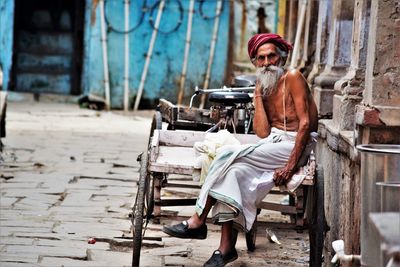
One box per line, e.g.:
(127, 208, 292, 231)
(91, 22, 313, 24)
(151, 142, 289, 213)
(304, 0, 400, 265)
(317, 120, 361, 265)
(0, 0, 14, 90)
(83, 0, 230, 108)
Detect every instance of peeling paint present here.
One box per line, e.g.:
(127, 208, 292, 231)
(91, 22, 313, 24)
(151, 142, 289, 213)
(91, 0, 99, 26)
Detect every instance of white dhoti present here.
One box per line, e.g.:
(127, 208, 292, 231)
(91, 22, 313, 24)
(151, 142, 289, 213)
(195, 127, 318, 232)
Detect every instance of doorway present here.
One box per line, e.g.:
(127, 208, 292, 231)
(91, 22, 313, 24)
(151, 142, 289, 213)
(11, 0, 84, 95)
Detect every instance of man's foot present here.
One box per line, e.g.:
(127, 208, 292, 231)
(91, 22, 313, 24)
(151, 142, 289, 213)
(162, 221, 207, 239)
(203, 249, 238, 267)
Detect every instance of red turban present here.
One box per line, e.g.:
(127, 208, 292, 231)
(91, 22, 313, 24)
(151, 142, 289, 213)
(247, 33, 293, 59)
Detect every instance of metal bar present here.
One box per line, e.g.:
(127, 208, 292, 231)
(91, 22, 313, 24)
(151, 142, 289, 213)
(164, 182, 201, 189)
(156, 198, 197, 206)
(257, 201, 297, 214)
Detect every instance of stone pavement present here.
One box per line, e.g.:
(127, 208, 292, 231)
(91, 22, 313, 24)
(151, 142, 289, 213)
(0, 101, 309, 267)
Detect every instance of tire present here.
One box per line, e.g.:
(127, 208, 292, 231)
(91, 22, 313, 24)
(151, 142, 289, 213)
(132, 151, 150, 267)
(144, 171, 154, 220)
(143, 111, 162, 219)
(150, 111, 162, 140)
(246, 215, 257, 252)
(307, 166, 327, 267)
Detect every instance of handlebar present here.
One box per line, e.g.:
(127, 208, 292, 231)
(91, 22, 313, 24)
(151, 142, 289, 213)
(189, 85, 256, 108)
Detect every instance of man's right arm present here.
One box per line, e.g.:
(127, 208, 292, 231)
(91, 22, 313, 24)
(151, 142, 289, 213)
(252, 83, 270, 138)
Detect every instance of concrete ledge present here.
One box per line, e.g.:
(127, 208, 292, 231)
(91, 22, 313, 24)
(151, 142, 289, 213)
(318, 119, 357, 161)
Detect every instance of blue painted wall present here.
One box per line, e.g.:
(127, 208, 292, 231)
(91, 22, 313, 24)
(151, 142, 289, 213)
(0, 0, 230, 108)
(83, 0, 230, 108)
(0, 0, 14, 90)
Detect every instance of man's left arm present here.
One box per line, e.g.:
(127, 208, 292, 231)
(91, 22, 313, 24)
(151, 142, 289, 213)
(274, 70, 311, 186)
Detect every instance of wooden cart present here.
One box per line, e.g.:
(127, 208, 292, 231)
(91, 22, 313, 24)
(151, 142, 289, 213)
(131, 128, 326, 267)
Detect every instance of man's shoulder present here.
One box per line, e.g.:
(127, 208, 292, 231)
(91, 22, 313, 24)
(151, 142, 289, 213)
(286, 68, 304, 80)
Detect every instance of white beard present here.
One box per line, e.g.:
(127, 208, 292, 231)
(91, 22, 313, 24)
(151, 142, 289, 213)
(256, 65, 285, 96)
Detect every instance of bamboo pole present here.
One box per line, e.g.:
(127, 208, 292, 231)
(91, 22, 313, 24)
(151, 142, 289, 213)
(123, 0, 130, 112)
(134, 0, 165, 111)
(99, 0, 111, 109)
(177, 0, 195, 105)
(199, 0, 223, 109)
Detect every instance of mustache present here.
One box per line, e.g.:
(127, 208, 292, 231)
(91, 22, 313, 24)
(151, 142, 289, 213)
(258, 65, 283, 73)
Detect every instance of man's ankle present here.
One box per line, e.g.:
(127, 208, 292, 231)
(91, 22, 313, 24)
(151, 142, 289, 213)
(187, 218, 203, 229)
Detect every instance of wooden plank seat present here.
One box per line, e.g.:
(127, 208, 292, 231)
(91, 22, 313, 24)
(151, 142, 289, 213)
(149, 129, 316, 229)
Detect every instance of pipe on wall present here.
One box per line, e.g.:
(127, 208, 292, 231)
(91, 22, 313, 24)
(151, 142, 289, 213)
(290, 0, 308, 69)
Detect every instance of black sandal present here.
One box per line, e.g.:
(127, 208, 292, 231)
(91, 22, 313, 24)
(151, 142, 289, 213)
(162, 221, 207, 239)
(203, 249, 238, 267)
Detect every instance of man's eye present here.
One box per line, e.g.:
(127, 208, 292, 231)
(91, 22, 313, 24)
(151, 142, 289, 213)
(257, 55, 266, 61)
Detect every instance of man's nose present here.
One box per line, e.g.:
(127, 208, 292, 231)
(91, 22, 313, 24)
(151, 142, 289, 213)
(262, 62, 271, 68)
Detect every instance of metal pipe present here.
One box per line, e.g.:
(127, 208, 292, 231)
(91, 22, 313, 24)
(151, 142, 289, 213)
(299, 0, 311, 68)
(199, 0, 223, 109)
(134, 0, 165, 111)
(123, 0, 130, 112)
(196, 86, 255, 93)
(177, 0, 195, 105)
(290, 0, 308, 69)
(99, 0, 111, 109)
(331, 240, 361, 264)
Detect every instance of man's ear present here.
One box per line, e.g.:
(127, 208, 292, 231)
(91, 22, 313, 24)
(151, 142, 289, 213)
(281, 57, 288, 66)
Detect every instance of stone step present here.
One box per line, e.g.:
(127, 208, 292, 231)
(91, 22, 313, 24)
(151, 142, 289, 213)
(17, 31, 73, 55)
(16, 73, 71, 94)
(16, 53, 72, 72)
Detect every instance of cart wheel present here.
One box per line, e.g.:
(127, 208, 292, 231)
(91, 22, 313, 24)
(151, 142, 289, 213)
(307, 166, 327, 267)
(143, 111, 161, 218)
(132, 151, 150, 267)
(246, 215, 257, 252)
(144, 171, 155, 220)
(150, 111, 162, 138)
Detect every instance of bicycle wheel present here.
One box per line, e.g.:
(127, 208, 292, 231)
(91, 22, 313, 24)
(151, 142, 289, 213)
(132, 151, 150, 267)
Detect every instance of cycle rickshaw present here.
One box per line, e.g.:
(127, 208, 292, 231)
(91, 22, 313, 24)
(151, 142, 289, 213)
(131, 76, 326, 267)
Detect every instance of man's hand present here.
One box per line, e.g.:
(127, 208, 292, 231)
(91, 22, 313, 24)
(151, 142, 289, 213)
(254, 82, 263, 96)
(273, 167, 295, 186)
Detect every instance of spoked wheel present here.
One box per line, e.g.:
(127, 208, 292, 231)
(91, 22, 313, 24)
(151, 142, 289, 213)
(307, 167, 327, 267)
(245, 211, 258, 252)
(132, 151, 151, 267)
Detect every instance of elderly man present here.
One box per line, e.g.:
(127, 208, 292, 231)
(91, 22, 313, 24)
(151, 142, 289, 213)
(162, 33, 318, 267)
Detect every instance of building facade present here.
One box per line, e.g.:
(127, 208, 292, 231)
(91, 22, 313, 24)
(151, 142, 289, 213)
(283, 0, 399, 265)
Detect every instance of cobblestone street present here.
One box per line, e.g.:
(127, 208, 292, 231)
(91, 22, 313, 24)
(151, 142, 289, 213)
(0, 101, 309, 267)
